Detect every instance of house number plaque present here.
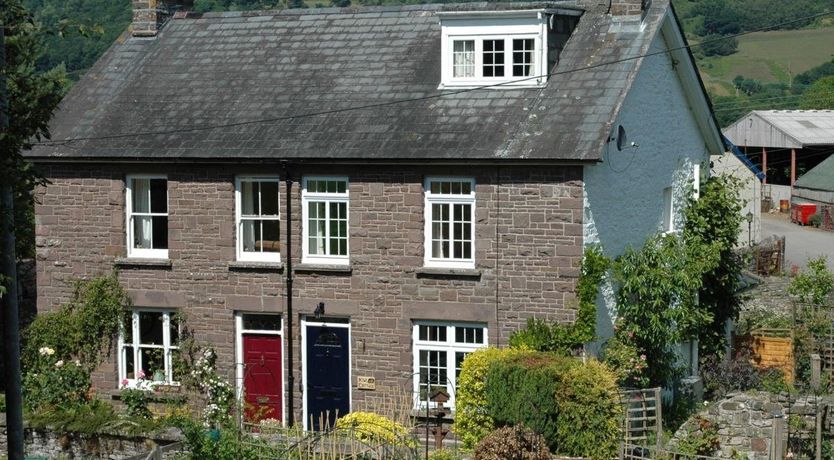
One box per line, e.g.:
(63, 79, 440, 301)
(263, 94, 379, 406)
(357, 376, 376, 390)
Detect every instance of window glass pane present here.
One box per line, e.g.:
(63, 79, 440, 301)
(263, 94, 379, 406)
(455, 351, 468, 379)
(171, 349, 182, 382)
(133, 216, 152, 249)
(150, 179, 167, 213)
(418, 350, 448, 401)
(152, 216, 168, 249)
(513, 38, 535, 77)
(327, 181, 337, 193)
(461, 181, 471, 195)
(483, 39, 505, 77)
(242, 220, 257, 252)
(132, 178, 150, 213)
(170, 314, 180, 345)
(430, 181, 441, 194)
(122, 312, 134, 343)
(260, 182, 280, 216)
(261, 220, 280, 253)
(139, 311, 164, 345)
(337, 181, 347, 194)
(140, 348, 164, 380)
(242, 182, 257, 215)
(453, 40, 475, 78)
(243, 314, 282, 331)
(123, 346, 135, 379)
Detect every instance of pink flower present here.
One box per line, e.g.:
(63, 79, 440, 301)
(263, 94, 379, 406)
(137, 370, 146, 380)
(640, 354, 647, 361)
(121, 378, 129, 387)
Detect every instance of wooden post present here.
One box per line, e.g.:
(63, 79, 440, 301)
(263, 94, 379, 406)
(811, 354, 821, 391)
(654, 387, 662, 453)
(791, 149, 797, 188)
(816, 405, 822, 460)
(772, 416, 786, 460)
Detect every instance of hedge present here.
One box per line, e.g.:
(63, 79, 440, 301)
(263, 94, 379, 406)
(457, 348, 623, 460)
(484, 353, 577, 452)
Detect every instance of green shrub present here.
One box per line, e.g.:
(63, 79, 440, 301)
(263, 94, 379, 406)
(809, 213, 823, 228)
(453, 347, 527, 449)
(484, 352, 576, 451)
(335, 411, 416, 447)
(554, 360, 622, 459)
(22, 351, 91, 411)
(474, 425, 551, 460)
(602, 331, 649, 388)
(120, 387, 152, 419)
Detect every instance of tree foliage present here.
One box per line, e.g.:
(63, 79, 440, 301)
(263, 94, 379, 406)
(0, 0, 66, 284)
(800, 76, 834, 110)
(683, 174, 746, 356)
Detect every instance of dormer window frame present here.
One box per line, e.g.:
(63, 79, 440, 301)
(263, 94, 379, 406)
(439, 11, 549, 89)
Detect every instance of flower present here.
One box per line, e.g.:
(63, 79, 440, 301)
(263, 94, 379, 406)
(55, 360, 64, 368)
(121, 378, 129, 388)
(137, 370, 146, 380)
(640, 354, 647, 361)
(39, 346, 55, 356)
(74, 360, 81, 367)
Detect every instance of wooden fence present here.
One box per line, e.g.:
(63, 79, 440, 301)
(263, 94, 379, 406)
(620, 388, 663, 452)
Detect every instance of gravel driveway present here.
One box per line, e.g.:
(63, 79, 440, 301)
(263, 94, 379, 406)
(761, 212, 834, 271)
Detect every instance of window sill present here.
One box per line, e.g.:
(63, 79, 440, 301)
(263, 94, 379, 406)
(114, 257, 173, 268)
(294, 263, 353, 274)
(228, 261, 284, 272)
(416, 267, 481, 279)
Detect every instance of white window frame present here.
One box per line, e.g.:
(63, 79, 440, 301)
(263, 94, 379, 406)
(125, 175, 169, 259)
(424, 177, 476, 269)
(412, 321, 488, 410)
(301, 176, 350, 265)
(235, 176, 282, 262)
(234, 313, 286, 425)
(439, 13, 548, 88)
(662, 186, 675, 234)
(118, 309, 179, 388)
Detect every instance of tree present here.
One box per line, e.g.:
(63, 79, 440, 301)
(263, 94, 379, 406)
(800, 76, 834, 110)
(1, 0, 66, 269)
(2, 2, 66, 457)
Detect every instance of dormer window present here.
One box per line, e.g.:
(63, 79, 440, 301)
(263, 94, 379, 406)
(439, 10, 552, 88)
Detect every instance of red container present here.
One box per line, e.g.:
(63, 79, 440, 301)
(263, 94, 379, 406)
(791, 203, 818, 225)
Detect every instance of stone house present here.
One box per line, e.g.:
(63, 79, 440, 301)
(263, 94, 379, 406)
(25, 0, 724, 428)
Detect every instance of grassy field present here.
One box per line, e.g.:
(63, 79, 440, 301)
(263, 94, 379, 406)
(698, 27, 834, 95)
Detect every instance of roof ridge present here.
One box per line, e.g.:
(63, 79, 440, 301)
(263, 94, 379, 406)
(183, 1, 581, 20)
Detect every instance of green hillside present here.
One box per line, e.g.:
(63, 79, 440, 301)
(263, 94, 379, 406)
(699, 28, 834, 96)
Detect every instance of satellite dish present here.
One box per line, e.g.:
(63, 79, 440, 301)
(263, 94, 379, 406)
(616, 125, 628, 151)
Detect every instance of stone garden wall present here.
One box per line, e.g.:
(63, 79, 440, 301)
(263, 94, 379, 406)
(0, 416, 184, 459)
(672, 391, 830, 460)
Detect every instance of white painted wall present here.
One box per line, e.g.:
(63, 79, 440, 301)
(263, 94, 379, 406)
(583, 27, 710, 350)
(764, 184, 792, 209)
(711, 153, 762, 246)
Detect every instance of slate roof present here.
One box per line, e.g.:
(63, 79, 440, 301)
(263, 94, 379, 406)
(795, 154, 834, 192)
(26, 1, 671, 162)
(756, 111, 834, 146)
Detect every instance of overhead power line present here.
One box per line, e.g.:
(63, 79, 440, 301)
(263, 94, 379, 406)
(30, 9, 834, 147)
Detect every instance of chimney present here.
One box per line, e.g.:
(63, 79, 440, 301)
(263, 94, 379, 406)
(610, 0, 649, 16)
(132, 0, 168, 37)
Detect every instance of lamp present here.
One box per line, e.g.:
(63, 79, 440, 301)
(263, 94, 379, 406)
(746, 211, 754, 247)
(314, 302, 325, 320)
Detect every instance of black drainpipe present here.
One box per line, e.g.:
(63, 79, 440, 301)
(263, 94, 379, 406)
(282, 161, 295, 427)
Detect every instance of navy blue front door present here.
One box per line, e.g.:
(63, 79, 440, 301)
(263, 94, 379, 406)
(305, 323, 350, 430)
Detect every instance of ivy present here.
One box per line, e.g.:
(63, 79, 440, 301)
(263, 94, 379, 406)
(23, 273, 129, 372)
(509, 245, 610, 353)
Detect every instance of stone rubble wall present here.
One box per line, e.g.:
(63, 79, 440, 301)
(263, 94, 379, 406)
(0, 418, 184, 460)
(671, 391, 830, 460)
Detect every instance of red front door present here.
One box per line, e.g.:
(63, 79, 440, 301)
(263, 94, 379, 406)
(243, 334, 283, 422)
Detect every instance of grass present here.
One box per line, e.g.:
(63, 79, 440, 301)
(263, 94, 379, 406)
(698, 27, 834, 93)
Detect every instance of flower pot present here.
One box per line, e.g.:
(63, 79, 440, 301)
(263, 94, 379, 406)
(153, 370, 165, 382)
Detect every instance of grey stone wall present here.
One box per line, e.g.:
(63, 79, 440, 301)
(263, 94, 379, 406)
(0, 419, 183, 460)
(33, 162, 584, 421)
(672, 391, 830, 460)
